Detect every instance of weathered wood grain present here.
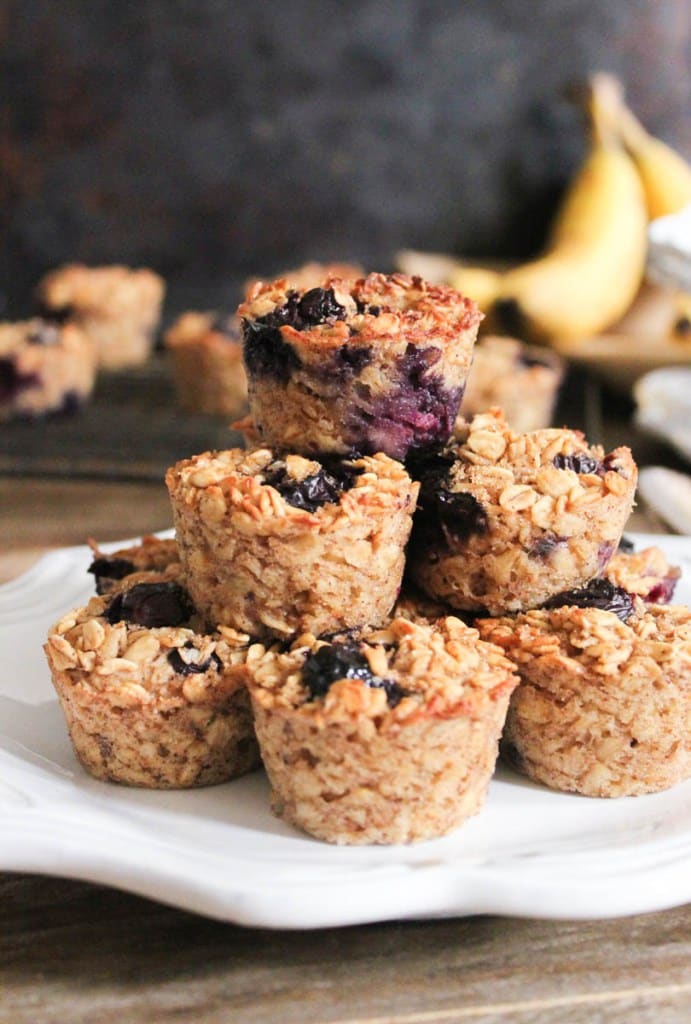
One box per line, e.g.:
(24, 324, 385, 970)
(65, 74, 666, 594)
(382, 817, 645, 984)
(1, 874, 690, 1024)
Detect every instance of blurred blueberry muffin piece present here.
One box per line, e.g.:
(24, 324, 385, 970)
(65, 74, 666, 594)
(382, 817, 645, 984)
(36, 263, 165, 370)
(459, 335, 564, 433)
(165, 312, 248, 418)
(0, 317, 96, 421)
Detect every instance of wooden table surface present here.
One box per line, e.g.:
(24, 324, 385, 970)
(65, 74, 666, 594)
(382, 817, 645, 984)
(2, 368, 691, 1024)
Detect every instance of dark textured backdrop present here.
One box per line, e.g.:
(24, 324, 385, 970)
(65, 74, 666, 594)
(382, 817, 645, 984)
(2, 0, 690, 315)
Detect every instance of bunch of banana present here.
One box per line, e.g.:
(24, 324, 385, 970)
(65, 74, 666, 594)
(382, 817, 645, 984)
(591, 72, 691, 220)
(489, 80, 648, 345)
(397, 74, 691, 346)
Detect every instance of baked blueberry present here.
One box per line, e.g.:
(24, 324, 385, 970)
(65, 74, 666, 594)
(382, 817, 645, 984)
(106, 581, 195, 628)
(542, 578, 635, 622)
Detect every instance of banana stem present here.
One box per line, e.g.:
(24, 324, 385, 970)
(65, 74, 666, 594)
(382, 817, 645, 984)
(585, 73, 625, 148)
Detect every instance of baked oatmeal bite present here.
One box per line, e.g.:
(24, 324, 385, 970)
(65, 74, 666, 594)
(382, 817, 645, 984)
(87, 534, 180, 594)
(44, 571, 260, 788)
(36, 263, 165, 370)
(166, 447, 419, 639)
(478, 601, 691, 797)
(409, 409, 637, 614)
(0, 318, 96, 421)
(164, 312, 248, 418)
(459, 335, 564, 433)
(604, 541, 681, 605)
(246, 615, 519, 844)
(238, 272, 482, 460)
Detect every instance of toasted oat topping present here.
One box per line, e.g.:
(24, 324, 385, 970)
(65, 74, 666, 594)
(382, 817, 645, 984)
(166, 447, 418, 530)
(439, 409, 636, 527)
(605, 546, 681, 601)
(239, 272, 481, 350)
(246, 616, 518, 727)
(478, 604, 691, 678)
(46, 592, 251, 707)
(87, 535, 181, 594)
(36, 264, 164, 318)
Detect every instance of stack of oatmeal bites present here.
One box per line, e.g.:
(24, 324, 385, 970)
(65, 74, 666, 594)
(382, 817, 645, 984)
(44, 271, 691, 846)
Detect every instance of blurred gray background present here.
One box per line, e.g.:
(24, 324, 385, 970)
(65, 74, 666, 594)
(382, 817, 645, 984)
(3, 0, 690, 315)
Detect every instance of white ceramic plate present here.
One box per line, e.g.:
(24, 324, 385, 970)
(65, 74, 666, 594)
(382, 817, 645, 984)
(634, 367, 691, 464)
(2, 533, 691, 929)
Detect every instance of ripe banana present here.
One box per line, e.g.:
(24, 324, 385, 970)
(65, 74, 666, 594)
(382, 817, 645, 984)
(590, 72, 691, 219)
(490, 84, 648, 344)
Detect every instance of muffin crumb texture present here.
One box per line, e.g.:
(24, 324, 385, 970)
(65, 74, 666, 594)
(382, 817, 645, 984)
(246, 616, 518, 843)
(478, 604, 691, 797)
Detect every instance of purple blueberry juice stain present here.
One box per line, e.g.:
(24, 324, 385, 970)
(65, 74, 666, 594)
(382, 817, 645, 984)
(301, 641, 408, 707)
(530, 533, 567, 559)
(646, 576, 678, 604)
(105, 582, 195, 628)
(334, 343, 372, 376)
(597, 541, 616, 572)
(344, 377, 464, 460)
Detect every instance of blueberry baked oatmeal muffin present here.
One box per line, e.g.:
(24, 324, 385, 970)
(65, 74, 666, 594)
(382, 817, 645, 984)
(87, 534, 180, 595)
(164, 312, 248, 418)
(246, 615, 519, 844)
(0, 318, 96, 421)
(36, 263, 165, 370)
(478, 598, 691, 797)
(44, 572, 260, 788)
(459, 335, 564, 432)
(409, 409, 637, 614)
(238, 272, 482, 460)
(604, 542, 680, 605)
(166, 447, 419, 639)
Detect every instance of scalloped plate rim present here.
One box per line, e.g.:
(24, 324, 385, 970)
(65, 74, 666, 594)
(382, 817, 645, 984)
(1, 531, 691, 928)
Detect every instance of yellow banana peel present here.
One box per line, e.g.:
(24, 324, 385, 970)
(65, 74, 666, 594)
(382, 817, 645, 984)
(491, 101, 648, 345)
(590, 72, 691, 220)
